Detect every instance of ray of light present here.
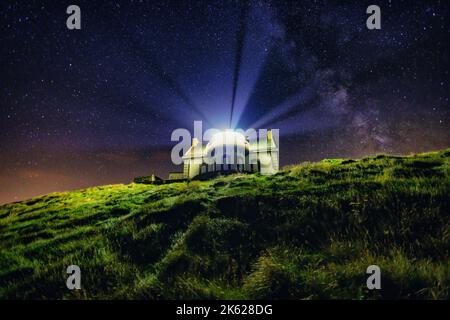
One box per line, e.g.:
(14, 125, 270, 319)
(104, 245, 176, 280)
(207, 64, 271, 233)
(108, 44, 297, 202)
(250, 86, 316, 129)
(229, 0, 250, 128)
(109, 12, 213, 128)
(230, 0, 284, 129)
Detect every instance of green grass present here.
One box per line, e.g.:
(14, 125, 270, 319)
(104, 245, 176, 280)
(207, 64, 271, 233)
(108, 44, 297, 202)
(0, 149, 449, 299)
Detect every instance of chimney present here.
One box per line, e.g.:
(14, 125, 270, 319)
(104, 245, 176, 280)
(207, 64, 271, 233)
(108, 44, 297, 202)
(267, 130, 272, 143)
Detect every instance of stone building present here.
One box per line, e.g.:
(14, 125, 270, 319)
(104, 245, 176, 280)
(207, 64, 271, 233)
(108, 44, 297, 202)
(181, 130, 279, 179)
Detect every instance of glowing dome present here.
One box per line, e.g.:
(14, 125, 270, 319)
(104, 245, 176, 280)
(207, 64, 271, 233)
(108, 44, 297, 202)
(204, 130, 250, 156)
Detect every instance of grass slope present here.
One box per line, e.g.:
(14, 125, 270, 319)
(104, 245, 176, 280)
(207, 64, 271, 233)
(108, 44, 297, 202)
(1, 149, 449, 299)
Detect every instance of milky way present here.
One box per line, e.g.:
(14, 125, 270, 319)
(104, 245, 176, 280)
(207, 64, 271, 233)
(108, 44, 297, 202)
(0, 0, 449, 204)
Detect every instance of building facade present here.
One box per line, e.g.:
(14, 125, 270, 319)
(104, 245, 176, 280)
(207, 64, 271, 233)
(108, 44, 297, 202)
(181, 130, 279, 179)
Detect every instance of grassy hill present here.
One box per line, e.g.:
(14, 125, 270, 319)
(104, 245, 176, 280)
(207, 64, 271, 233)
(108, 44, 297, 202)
(1, 149, 449, 299)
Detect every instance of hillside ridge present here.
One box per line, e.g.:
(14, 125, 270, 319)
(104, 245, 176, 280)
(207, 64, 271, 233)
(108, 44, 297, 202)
(0, 148, 449, 299)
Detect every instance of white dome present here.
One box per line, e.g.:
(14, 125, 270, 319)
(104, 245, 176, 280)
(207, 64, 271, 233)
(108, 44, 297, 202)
(204, 131, 250, 156)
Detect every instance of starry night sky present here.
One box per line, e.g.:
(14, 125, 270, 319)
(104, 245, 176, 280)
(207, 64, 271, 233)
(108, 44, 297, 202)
(1, 0, 449, 204)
